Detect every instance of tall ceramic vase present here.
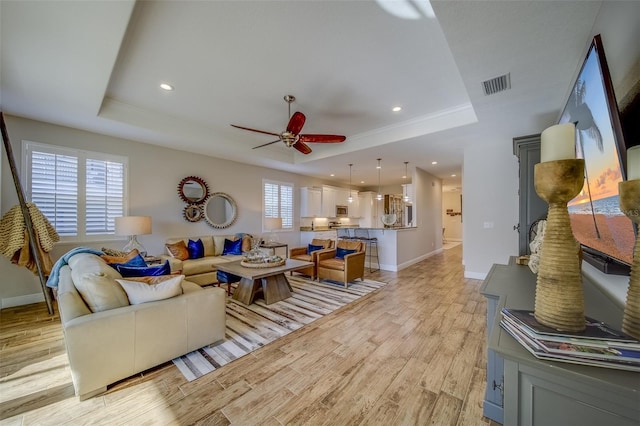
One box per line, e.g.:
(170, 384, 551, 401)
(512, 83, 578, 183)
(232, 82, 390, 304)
(619, 180, 640, 340)
(533, 159, 586, 332)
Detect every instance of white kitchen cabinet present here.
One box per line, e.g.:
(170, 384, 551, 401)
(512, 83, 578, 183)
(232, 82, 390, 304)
(358, 191, 376, 227)
(348, 192, 360, 218)
(321, 186, 336, 218)
(335, 188, 349, 207)
(300, 187, 322, 217)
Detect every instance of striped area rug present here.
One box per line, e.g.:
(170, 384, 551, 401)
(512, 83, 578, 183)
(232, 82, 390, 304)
(172, 275, 386, 381)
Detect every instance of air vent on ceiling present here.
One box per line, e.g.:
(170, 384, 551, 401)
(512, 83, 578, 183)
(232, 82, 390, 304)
(482, 73, 511, 96)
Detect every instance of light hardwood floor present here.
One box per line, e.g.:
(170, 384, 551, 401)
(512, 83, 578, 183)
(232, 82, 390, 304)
(0, 245, 501, 425)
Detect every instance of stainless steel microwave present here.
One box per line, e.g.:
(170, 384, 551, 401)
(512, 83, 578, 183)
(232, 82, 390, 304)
(336, 205, 348, 217)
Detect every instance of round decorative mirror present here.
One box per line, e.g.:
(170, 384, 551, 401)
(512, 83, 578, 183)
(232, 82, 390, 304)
(177, 176, 209, 204)
(183, 204, 203, 223)
(203, 192, 237, 229)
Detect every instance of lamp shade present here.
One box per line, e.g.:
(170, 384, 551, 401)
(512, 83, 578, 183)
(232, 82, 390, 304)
(115, 216, 152, 236)
(264, 217, 282, 231)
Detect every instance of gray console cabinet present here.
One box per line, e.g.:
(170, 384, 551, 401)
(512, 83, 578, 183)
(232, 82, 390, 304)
(481, 263, 639, 426)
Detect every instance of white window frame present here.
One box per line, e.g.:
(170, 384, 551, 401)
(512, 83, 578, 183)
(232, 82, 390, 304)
(262, 179, 294, 232)
(22, 140, 128, 242)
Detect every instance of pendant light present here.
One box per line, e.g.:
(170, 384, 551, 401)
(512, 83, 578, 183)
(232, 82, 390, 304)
(347, 163, 353, 203)
(403, 161, 411, 202)
(376, 159, 383, 201)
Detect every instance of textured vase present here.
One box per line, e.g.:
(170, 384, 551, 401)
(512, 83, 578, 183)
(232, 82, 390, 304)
(533, 159, 586, 332)
(619, 180, 640, 340)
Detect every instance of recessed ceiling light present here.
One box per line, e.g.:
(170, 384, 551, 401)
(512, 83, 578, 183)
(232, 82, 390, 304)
(330, 174, 335, 177)
(360, 181, 365, 184)
(160, 83, 174, 91)
(451, 174, 457, 177)
(431, 161, 438, 165)
(392, 106, 402, 112)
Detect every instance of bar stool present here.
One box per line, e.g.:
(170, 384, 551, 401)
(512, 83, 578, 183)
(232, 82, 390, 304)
(337, 228, 354, 241)
(354, 229, 379, 272)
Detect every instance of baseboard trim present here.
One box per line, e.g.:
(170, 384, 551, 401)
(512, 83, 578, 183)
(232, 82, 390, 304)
(1, 292, 45, 309)
(396, 248, 443, 271)
(464, 270, 487, 280)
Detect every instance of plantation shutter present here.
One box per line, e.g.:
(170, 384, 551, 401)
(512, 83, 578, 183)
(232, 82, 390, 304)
(280, 184, 293, 229)
(30, 150, 78, 236)
(86, 159, 124, 234)
(24, 141, 127, 241)
(263, 180, 293, 230)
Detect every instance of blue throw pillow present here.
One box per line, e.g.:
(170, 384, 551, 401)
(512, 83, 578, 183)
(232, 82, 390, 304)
(336, 248, 357, 260)
(187, 239, 205, 259)
(109, 254, 148, 270)
(222, 238, 243, 255)
(117, 260, 171, 278)
(308, 244, 324, 254)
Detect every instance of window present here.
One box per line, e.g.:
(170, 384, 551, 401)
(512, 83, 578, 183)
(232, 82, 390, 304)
(263, 179, 293, 231)
(23, 141, 127, 241)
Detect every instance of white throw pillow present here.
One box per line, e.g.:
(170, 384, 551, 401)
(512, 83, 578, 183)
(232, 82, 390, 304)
(116, 275, 184, 305)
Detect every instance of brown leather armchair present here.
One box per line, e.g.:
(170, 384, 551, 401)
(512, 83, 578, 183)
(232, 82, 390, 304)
(289, 238, 335, 279)
(316, 240, 365, 288)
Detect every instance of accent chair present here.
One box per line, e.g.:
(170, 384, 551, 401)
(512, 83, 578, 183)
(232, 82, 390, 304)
(316, 240, 366, 288)
(289, 238, 335, 279)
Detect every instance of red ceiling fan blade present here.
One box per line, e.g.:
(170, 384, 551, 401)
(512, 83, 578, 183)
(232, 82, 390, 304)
(293, 140, 312, 154)
(231, 124, 280, 137)
(287, 111, 306, 134)
(252, 139, 282, 149)
(299, 134, 346, 143)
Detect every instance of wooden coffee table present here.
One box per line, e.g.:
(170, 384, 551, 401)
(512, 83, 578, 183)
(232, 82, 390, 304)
(216, 259, 313, 305)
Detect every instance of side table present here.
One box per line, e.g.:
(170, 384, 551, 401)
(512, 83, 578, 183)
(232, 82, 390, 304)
(259, 242, 289, 258)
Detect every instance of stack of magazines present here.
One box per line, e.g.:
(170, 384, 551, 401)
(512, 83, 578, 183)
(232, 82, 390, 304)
(500, 308, 640, 372)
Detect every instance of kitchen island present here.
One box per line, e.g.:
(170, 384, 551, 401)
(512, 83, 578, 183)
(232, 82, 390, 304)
(300, 226, 436, 271)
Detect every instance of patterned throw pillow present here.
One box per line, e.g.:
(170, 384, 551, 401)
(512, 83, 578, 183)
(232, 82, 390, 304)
(166, 240, 189, 260)
(222, 238, 243, 255)
(336, 248, 356, 260)
(101, 247, 130, 257)
(187, 239, 205, 259)
(101, 249, 140, 264)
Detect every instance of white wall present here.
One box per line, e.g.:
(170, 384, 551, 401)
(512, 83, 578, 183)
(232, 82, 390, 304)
(395, 167, 442, 267)
(463, 138, 520, 279)
(462, 1, 640, 279)
(442, 191, 463, 242)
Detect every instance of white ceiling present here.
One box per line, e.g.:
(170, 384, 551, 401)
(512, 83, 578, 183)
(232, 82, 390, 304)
(0, 1, 608, 192)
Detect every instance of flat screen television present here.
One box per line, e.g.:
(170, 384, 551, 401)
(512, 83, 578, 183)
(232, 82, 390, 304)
(559, 34, 634, 275)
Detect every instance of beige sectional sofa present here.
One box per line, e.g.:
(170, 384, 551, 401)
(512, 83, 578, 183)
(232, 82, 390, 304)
(56, 252, 226, 400)
(161, 235, 272, 286)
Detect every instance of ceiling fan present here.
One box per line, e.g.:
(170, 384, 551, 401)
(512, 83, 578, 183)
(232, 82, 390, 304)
(230, 95, 346, 154)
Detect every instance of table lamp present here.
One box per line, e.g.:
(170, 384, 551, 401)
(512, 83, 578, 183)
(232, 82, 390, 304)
(115, 216, 152, 257)
(264, 217, 282, 243)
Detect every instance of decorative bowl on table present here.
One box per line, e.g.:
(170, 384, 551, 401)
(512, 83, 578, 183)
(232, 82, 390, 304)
(240, 254, 286, 268)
